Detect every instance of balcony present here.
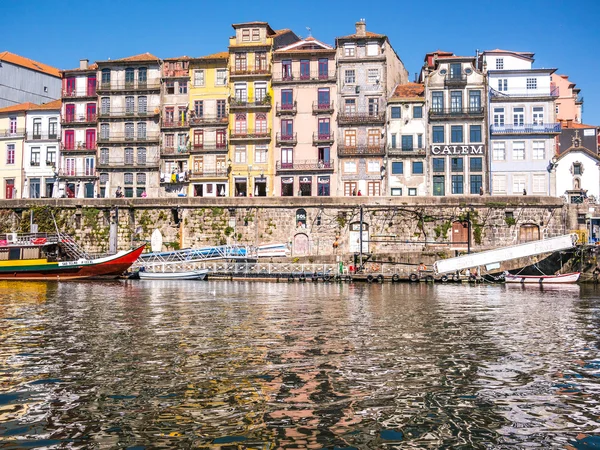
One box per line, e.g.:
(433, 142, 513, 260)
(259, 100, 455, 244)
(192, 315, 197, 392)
(96, 81, 161, 93)
(62, 89, 96, 99)
(276, 159, 334, 172)
(0, 129, 25, 139)
(337, 144, 385, 157)
(276, 132, 297, 146)
(61, 143, 97, 153)
(190, 143, 228, 154)
(26, 133, 59, 141)
(161, 146, 190, 157)
(387, 146, 426, 157)
(96, 133, 160, 144)
(162, 119, 190, 129)
(61, 114, 97, 126)
(57, 169, 98, 179)
(337, 111, 385, 125)
(489, 87, 559, 101)
(490, 123, 561, 135)
(97, 108, 159, 119)
(272, 71, 336, 84)
(313, 102, 334, 115)
(97, 157, 160, 169)
(229, 97, 272, 110)
(189, 170, 228, 180)
(276, 102, 297, 116)
(229, 65, 271, 77)
(312, 132, 334, 145)
(229, 129, 271, 141)
(444, 75, 467, 87)
(163, 68, 189, 78)
(189, 115, 228, 127)
(428, 107, 484, 120)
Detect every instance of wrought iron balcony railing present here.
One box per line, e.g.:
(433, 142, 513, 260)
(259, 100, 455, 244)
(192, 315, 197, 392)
(229, 129, 271, 140)
(276, 132, 297, 146)
(190, 143, 228, 153)
(229, 97, 272, 109)
(189, 170, 229, 179)
(312, 132, 334, 145)
(26, 133, 59, 141)
(272, 71, 337, 83)
(490, 123, 561, 135)
(161, 120, 190, 129)
(387, 146, 426, 156)
(163, 68, 189, 78)
(229, 65, 271, 76)
(337, 143, 385, 156)
(161, 146, 190, 156)
(276, 159, 334, 171)
(57, 169, 98, 178)
(61, 114, 97, 125)
(312, 102, 334, 114)
(428, 107, 484, 119)
(97, 81, 161, 92)
(337, 111, 385, 125)
(62, 89, 97, 98)
(61, 143, 97, 152)
(444, 75, 468, 87)
(96, 133, 160, 144)
(97, 108, 159, 119)
(189, 115, 228, 126)
(0, 129, 25, 138)
(276, 102, 297, 116)
(97, 157, 160, 168)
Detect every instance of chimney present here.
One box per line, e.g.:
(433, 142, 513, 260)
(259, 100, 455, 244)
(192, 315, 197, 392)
(355, 19, 366, 37)
(80, 59, 89, 70)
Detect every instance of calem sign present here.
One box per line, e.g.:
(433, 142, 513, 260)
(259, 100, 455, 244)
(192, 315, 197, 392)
(431, 145, 484, 155)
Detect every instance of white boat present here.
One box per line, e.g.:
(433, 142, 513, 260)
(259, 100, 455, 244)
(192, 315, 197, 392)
(139, 269, 209, 280)
(504, 272, 580, 284)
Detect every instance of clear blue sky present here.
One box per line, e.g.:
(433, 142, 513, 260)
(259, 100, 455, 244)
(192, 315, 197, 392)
(5, 0, 600, 124)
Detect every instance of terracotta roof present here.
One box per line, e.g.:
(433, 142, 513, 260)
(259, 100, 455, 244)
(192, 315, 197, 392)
(273, 28, 291, 36)
(164, 56, 191, 61)
(337, 30, 385, 39)
(485, 49, 534, 58)
(276, 37, 334, 52)
(391, 82, 424, 99)
(28, 99, 62, 111)
(97, 52, 159, 64)
(197, 51, 229, 60)
(62, 63, 98, 73)
(0, 102, 37, 114)
(561, 121, 598, 129)
(0, 51, 60, 77)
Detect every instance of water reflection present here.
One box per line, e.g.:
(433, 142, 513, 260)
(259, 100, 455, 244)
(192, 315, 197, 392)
(0, 281, 598, 448)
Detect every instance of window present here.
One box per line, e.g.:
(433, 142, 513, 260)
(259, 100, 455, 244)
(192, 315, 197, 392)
(256, 113, 267, 133)
(6, 144, 15, 164)
(451, 157, 463, 172)
(165, 81, 175, 95)
(125, 68, 135, 85)
(252, 28, 260, 41)
(391, 107, 401, 119)
(367, 181, 380, 196)
(281, 60, 292, 79)
(124, 148, 134, 164)
(255, 145, 267, 163)
(533, 107, 544, 125)
(432, 91, 444, 112)
(216, 69, 227, 85)
(367, 69, 379, 84)
(401, 135, 413, 151)
(235, 113, 246, 133)
(391, 134, 396, 149)
(496, 58, 504, 70)
(470, 125, 482, 143)
(433, 176, 445, 196)
(408, 188, 417, 196)
(367, 129, 380, 147)
(512, 175, 526, 194)
(138, 96, 147, 113)
(493, 107, 505, 126)
(48, 118, 57, 139)
(46, 147, 56, 165)
(254, 81, 267, 102)
(101, 68, 110, 85)
(318, 118, 330, 137)
(413, 105, 422, 118)
(194, 100, 203, 117)
(125, 96, 134, 114)
(137, 147, 146, 164)
(300, 60, 310, 79)
(412, 161, 423, 174)
(234, 83, 247, 101)
(451, 125, 463, 143)
(450, 63, 462, 79)
(344, 98, 356, 113)
(367, 160, 380, 173)
(235, 145, 246, 163)
(32, 118, 41, 138)
(317, 88, 330, 107)
(9, 117, 16, 134)
(281, 148, 293, 167)
(242, 29, 250, 41)
(366, 41, 379, 56)
(432, 158, 445, 172)
(124, 173, 134, 186)
(137, 172, 146, 186)
(498, 79, 507, 91)
(30, 148, 40, 165)
(470, 157, 482, 172)
(344, 69, 355, 84)
(532, 141, 545, 160)
(100, 123, 109, 139)
(344, 161, 357, 173)
(573, 163, 582, 175)
(417, 134, 423, 148)
(138, 67, 147, 83)
(432, 126, 444, 143)
(391, 161, 403, 174)
(494, 141, 507, 160)
(526, 78, 537, 90)
(470, 175, 482, 194)
(317, 176, 330, 196)
(451, 175, 463, 194)
(450, 91, 462, 112)
(469, 91, 481, 111)
(391, 188, 402, 196)
(493, 175, 506, 194)
(318, 59, 328, 79)
(255, 52, 267, 71)
(513, 107, 524, 126)
(532, 174, 546, 193)
(344, 43, 355, 57)
(512, 141, 525, 160)
(368, 98, 379, 116)
(137, 122, 146, 139)
(217, 100, 226, 118)
(101, 97, 110, 114)
(100, 148, 109, 164)
(179, 81, 188, 94)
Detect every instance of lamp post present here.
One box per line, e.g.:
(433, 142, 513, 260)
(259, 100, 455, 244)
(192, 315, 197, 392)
(248, 164, 252, 196)
(227, 158, 232, 197)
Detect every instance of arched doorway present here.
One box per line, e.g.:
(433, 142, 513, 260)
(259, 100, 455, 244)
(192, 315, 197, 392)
(349, 222, 369, 253)
(293, 233, 309, 256)
(519, 224, 540, 243)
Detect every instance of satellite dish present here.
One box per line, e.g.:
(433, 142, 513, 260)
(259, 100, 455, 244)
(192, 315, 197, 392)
(151, 229, 163, 253)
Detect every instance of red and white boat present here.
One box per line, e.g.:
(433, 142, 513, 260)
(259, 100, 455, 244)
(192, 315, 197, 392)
(504, 272, 580, 284)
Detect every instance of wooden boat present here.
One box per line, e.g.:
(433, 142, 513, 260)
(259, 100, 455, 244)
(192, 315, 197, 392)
(138, 269, 208, 280)
(504, 272, 580, 284)
(0, 232, 145, 281)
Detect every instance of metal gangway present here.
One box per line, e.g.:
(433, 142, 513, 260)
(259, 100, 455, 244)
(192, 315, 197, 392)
(133, 245, 256, 271)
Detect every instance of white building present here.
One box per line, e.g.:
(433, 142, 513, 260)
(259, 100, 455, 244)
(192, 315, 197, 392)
(24, 100, 61, 198)
(386, 83, 427, 196)
(554, 135, 600, 204)
(481, 49, 560, 196)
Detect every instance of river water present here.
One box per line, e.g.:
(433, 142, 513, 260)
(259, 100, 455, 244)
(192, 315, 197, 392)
(0, 280, 599, 449)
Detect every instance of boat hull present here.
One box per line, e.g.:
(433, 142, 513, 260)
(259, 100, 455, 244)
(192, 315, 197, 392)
(139, 269, 208, 280)
(504, 272, 580, 284)
(0, 245, 146, 281)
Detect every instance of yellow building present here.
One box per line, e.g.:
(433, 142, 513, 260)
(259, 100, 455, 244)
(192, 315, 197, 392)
(227, 22, 298, 197)
(0, 102, 32, 199)
(187, 52, 230, 197)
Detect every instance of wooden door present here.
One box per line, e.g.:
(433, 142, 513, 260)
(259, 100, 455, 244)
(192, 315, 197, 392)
(451, 221, 469, 247)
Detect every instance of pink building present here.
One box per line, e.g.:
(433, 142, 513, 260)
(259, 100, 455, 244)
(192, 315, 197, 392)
(271, 37, 337, 196)
(552, 73, 583, 124)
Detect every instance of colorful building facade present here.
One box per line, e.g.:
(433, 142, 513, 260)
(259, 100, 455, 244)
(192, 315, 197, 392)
(0, 103, 28, 199)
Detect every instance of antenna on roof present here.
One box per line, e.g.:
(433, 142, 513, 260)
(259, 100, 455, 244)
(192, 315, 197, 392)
(306, 27, 312, 37)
